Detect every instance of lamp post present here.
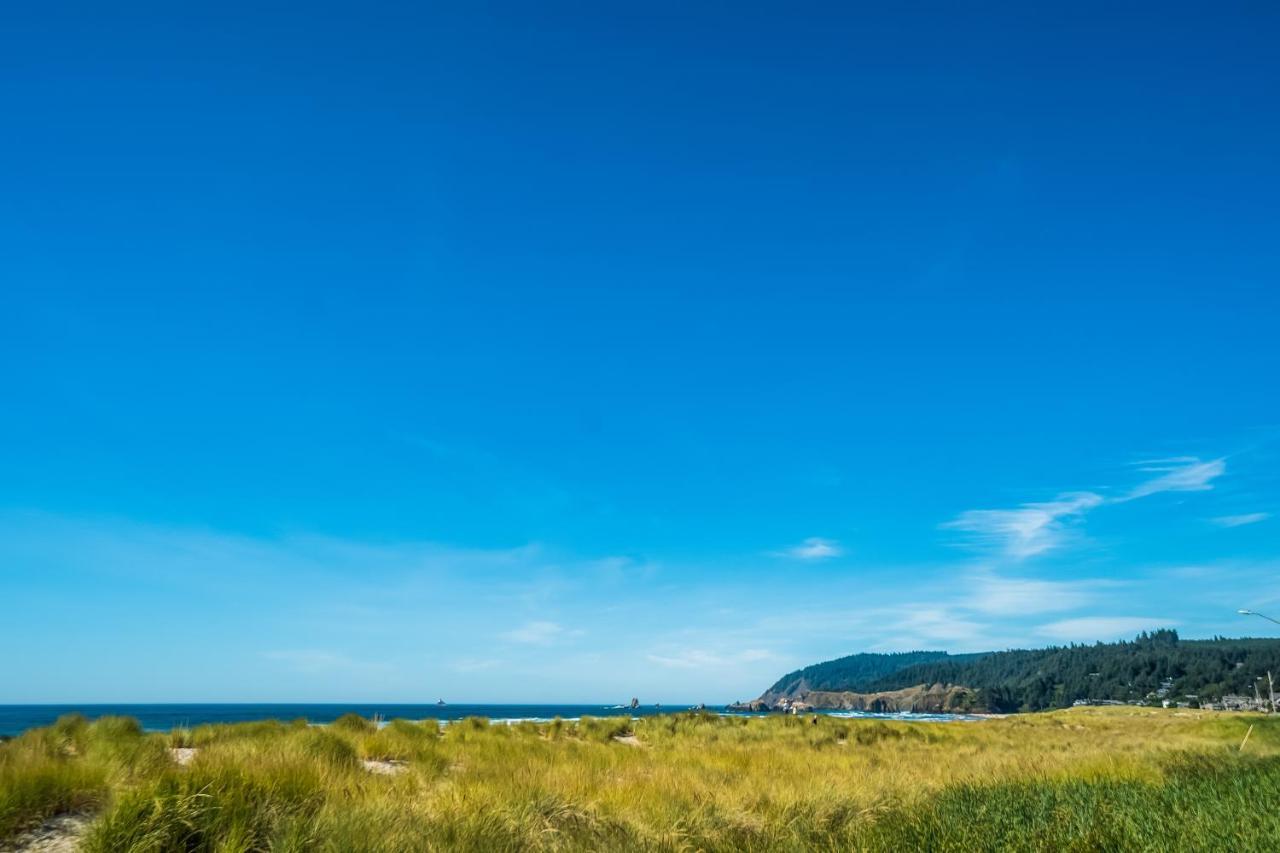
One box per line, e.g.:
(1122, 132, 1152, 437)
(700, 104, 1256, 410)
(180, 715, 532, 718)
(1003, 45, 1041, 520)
(1238, 610, 1279, 712)
(1239, 609, 1280, 627)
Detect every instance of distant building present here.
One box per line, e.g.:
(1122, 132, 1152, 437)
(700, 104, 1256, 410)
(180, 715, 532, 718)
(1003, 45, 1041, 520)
(1221, 694, 1269, 712)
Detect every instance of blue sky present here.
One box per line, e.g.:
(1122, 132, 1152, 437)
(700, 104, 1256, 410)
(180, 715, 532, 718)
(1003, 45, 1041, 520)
(3, 2, 1278, 703)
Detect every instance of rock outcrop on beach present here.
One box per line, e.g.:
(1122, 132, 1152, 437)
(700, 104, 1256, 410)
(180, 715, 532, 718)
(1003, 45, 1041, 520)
(731, 683, 979, 714)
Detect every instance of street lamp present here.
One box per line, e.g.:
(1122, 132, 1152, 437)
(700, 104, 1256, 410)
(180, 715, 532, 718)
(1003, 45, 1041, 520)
(1239, 609, 1280, 627)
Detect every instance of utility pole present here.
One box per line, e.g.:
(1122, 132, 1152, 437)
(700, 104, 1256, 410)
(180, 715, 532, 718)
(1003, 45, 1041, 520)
(1270, 671, 1277, 715)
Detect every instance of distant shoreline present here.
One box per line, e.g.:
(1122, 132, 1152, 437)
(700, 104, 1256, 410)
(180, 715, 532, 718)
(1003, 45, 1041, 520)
(0, 702, 986, 738)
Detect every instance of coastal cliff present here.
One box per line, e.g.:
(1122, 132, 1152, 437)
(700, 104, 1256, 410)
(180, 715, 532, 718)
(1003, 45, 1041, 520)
(733, 682, 979, 714)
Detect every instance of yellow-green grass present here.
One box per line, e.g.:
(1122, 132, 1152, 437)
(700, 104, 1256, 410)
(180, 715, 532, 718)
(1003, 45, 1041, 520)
(3, 707, 1279, 851)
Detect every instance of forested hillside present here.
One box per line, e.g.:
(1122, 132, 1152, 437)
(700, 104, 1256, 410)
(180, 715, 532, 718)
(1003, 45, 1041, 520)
(872, 631, 1280, 711)
(761, 632, 1280, 712)
(764, 650, 967, 697)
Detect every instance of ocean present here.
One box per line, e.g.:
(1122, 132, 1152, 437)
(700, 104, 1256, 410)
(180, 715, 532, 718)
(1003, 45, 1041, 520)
(0, 703, 982, 737)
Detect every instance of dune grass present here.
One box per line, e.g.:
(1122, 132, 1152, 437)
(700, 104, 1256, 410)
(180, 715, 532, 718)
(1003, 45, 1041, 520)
(2, 707, 1278, 850)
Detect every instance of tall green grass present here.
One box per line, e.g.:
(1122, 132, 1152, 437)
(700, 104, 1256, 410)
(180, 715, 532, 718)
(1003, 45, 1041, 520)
(0, 713, 157, 840)
(1, 707, 1277, 851)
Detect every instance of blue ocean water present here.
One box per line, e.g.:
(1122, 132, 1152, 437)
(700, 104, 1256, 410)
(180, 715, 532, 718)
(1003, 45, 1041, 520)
(0, 704, 981, 737)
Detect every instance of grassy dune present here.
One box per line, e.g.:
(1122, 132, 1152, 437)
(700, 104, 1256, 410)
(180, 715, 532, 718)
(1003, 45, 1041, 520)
(3, 708, 1279, 851)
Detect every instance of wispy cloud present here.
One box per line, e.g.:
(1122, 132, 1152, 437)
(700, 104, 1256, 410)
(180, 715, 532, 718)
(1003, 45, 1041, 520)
(1126, 457, 1225, 500)
(778, 537, 843, 560)
(646, 648, 777, 669)
(865, 604, 1008, 653)
(500, 620, 572, 645)
(943, 492, 1103, 559)
(944, 456, 1227, 559)
(963, 572, 1107, 615)
(4, 503, 1265, 703)
(895, 607, 990, 644)
(1212, 512, 1269, 528)
(1037, 616, 1177, 643)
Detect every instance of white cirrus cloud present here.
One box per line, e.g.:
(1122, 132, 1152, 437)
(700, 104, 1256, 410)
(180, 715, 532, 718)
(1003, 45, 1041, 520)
(862, 605, 996, 652)
(1036, 616, 1177, 643)
(500, 620, 571, 645)
(780, 537, 843, 560)
(895, 606, 990, 644)
(943, 492, 1103, 559)
(963, 572, 1105, 615)
(1126, 457, 1225, 500)
(1211, 512, 1269, 528)
(646, 648, 778, 669)
(944, 456, 1227, 560)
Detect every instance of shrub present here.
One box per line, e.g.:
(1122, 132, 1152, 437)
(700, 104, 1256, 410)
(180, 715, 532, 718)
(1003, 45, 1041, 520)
(294, 729, 359, 770)
(330, 713, 376, 735)
(0, 737, 107, 840)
